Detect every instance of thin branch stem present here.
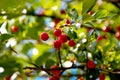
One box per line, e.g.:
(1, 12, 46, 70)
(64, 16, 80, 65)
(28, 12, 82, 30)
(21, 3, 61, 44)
(24, 65, 85, 71)
(58, 49, 63, 68)
(0, 12, 63, 20)
(9, 46, 18, 54)
(85, 49, 90, 80)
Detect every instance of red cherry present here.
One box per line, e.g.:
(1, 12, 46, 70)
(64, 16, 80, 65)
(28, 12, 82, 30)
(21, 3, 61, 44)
(50, 65, 60, 77)
(60, 9, 66, 14)
(54, 40, 62, 49)
(117, 26, 120, 31)
(99, 73, 105, 80)
(59, 34, 68, 43)
(78, 77, 84, 80)
(40, 32, 49, 41)
(87, 27, 92, 32)
(97, 35, 103, 42)
(54, 29, 62, 37)
(66, 19, 71, 25)
(54, 18, 60, 24)
(88, 11, 94, 16)
(68, 39, 76, 47)
(54, 18, 60, 27)
(115, 31, 120, 40)
(103, 26, 111, 32)
(49, 76, 60, 80)
(5, 76, 11, 80)
(11, 26, 18, 33)
(87, 60, 95, 69)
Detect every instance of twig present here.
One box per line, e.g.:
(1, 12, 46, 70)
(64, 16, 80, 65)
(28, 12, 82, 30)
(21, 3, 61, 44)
(29, 63, 40, 68)
(24, 65, 85, 71)
(85, 49, 90, 80)
(0, 12, 63, 20)
(36, 74, 85, 77)
(58, 49, 63, 68)
(9, 46, 18, 54)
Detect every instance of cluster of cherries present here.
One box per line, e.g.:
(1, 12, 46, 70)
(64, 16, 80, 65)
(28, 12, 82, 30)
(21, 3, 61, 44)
(49, 65, 61, 80)
(95, 25, 120, 42)
(87, 60, 105, 80)
(40, 31, 105, 79)
(40, 28, 76, 49)
(88, 11, 120, 42)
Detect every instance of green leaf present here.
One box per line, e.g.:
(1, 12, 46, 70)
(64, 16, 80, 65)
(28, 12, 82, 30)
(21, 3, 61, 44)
(0, 0, 22, 10)
(35, 51, 52, 66)
(63, 27, 77, 39)
(75, 51, 86, 62)
(83, 22, 94, 27)
(67, 8, 79, 21)
(93, 50, 102, 60)
(21, 42, 34, 54)
(82, 0, 97, 14)
(82, 13, 94, 22)
(26, 27, 39, 39)
(45, 59, 55, 68)
(0, 34, 13, 42)
(0, 0, 33, 10)
(88, 41, 97, 52)
(94, 10, 108, 19)
(0, 54, 23, 78)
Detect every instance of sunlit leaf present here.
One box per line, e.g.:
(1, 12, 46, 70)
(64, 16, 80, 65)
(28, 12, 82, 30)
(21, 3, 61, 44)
(45, 59, 55, 68)
(94, 10, 108, 19)
(35, 51, 52, 66)
(82, 0, 97, 14)
(0, 34, 13, 42)
(67, 8, 79, 21)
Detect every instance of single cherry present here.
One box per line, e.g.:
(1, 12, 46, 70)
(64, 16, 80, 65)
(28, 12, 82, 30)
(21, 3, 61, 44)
(60, 9, 66, 14)
(103, 26, 111, 32)
(54, 40, 62, 49)
(99, 73, 105, 80)
(87, 27, 92, 32)
(50, 65, 60, 77)
(59, 34, 68, 43)
(78, 77, 84, 80)
(97, 35, 103, 42)
(54, 18, 60, 24)
(117, 26, 120, 32)
(87, 60, 95, 69)
(115, 31, 120, 40)
(5, 76, 11, 80)
(49, 76, 60, 80)
(68, 39, 76, 47)
(88, 11, 94, 16)
(54, 29, 62, 37)
(54, 18, 60, 27)
(66, 19, 71, 25)
(40, 32, 49, 41)
(11, 26, 18, 33)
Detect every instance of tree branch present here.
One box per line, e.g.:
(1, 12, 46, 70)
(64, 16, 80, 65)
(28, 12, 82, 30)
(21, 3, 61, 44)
(0, 12, 63, 20)
(24, 65, 85, 71)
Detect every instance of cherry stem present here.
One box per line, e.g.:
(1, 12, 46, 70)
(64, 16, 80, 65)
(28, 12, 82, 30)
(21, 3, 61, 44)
(58, 49, 63, 68)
